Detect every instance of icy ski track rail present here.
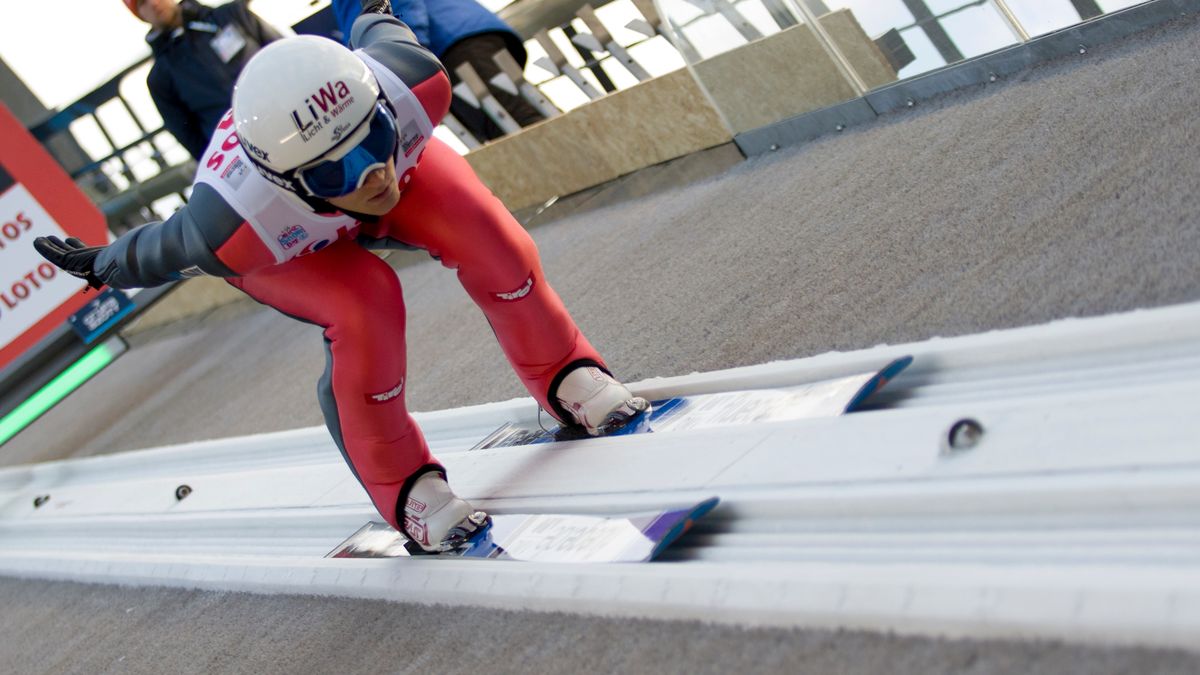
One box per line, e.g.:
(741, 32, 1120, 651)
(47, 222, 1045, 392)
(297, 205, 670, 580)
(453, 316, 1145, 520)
(2, 302, 1200, 651)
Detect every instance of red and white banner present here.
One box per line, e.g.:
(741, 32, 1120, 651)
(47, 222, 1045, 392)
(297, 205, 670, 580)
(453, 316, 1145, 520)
(0, 102, 107, 372)
(0, 186, 86, 352)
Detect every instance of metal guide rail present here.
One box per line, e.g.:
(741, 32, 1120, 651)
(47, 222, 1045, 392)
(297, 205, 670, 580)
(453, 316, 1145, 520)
(1, 303, 1199, 650)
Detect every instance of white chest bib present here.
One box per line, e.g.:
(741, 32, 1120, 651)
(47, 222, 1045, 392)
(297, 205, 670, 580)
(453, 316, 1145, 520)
(194, 53, 434, 264)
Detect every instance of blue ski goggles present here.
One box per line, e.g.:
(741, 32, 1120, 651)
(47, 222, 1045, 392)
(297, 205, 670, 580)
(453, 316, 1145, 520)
(295, 102, 399, 199)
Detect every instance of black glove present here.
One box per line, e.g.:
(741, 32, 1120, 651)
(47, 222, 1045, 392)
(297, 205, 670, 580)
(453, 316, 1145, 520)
(34, 236, 106, 290)
(361, 0, 392, 15)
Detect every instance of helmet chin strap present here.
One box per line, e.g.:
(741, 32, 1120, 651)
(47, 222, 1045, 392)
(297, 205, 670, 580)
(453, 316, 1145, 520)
(292, 188, 383, 224)
(296, 191, 338, 214)
(336, 206, 383, 224)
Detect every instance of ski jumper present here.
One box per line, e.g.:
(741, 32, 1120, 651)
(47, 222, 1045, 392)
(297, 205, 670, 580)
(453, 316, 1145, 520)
(92, 15, 605, 530)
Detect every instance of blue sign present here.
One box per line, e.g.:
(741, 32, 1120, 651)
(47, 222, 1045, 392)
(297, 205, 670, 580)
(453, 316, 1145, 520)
(68, 288, 135, 344)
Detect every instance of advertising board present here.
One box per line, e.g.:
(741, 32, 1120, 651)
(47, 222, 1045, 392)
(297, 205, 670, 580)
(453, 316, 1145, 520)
(0, 103, 108, 372)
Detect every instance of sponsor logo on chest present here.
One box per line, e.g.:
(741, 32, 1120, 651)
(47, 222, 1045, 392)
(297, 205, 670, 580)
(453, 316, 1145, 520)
(276, 224, 309, 250)
(220, 156, 250, 189)
(400, 120, 425, 158)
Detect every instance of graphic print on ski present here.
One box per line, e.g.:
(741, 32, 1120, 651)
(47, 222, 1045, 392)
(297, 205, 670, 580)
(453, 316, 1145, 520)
(327, 497, 721, 563)
(472, 356, 914, 449)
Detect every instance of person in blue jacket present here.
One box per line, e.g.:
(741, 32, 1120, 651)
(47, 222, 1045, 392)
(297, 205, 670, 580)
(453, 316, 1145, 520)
(330, 0, 545, 141)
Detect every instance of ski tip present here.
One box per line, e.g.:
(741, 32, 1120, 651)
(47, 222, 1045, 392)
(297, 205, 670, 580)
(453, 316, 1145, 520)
(844, 355, 916, 413)
(648, 496, 721, 561)
(683, 496, 720, 519)
(884, 354, 915, 377)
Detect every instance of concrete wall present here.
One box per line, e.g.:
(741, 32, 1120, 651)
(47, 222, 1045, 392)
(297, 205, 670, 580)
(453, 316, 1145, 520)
(465, 69, 731, 212)
(468, 9, 893, 211)
(695, 10, 897, 134)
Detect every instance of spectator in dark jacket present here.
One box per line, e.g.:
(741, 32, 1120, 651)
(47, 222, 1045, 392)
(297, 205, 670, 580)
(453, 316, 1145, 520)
(125, 0, 282, 159)
(330, 0, 544, 141)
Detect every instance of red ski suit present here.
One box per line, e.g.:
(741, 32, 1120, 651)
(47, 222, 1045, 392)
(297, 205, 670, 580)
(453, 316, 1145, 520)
(91, 16, 604, 530)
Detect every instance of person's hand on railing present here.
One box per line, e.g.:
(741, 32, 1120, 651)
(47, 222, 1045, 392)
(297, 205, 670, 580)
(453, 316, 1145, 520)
(360, 0, 392, 15)
(33, 236, 106, 290)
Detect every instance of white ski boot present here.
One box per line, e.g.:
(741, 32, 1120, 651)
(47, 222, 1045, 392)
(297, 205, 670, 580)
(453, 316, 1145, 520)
(555, 366, 651, 436)
(402, 471, 490, 554)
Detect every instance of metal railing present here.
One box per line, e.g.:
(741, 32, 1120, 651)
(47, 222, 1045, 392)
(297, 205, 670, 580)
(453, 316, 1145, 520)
(28, 56, 193, 234)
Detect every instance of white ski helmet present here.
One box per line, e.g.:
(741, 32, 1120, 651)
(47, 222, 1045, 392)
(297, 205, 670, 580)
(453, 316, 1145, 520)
(231, 35, 384, 196)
